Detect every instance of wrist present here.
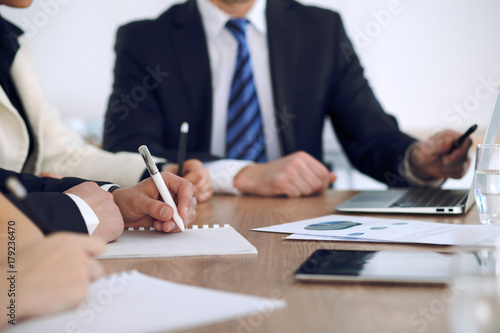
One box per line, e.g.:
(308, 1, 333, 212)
(110, 187, 126, 210)
(233, 164, 255, 192)
(405, 144, 444, 186)
(410, 150, 435, 181)
(205, 159, 253, 194)
(110, 186, 125, 199)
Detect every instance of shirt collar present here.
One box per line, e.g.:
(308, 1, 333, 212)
(0, 14, 23, 78)
(247, 0, 267, 35)
(197, 0, 267, 40)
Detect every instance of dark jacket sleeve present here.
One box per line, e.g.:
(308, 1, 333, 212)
(102, 22, 219, 162)
(0, 168, 108, 234)
(326, 13, 416, 186)
(0, 168, 109, 193)
(5, 192, 89, 234)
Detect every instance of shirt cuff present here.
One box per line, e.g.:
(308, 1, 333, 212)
(204, 159, 254, 195)
(100, 183, 120, 192)
(65, 193, 99, 235)
(403, 143, 445, 187)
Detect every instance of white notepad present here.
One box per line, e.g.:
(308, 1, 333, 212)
(99, 224, 257, 259)
(5, 271, 286, 333)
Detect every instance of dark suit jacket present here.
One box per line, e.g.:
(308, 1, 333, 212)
(0, 168, 96, 234)
(103, 0, 416, 186)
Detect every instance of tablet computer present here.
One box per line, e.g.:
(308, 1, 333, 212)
(294, 249, 481, 285)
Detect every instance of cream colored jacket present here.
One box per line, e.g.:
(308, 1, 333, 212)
(0, 43, 160, 186)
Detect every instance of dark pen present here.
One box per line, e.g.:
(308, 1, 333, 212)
(448, 124, 477, 153)
(5, 176, 54, 233)
(177, 122, 189, 177)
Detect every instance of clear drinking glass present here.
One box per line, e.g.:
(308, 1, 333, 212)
(449, 246, 500, 333)
(474, 144, 500, 224)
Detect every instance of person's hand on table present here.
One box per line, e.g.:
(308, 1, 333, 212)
(15, 233, 105, 321)
(112, 173, 197, 233)
(64, 182, 124, 242)
(409, 129, 472, 181)
(162, 159, 213, 203)
(233, 151, 337, 197)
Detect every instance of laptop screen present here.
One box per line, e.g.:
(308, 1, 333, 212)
(483, 88, 500, 145)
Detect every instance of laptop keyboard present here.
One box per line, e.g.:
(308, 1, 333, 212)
(390, 188, 469, 208)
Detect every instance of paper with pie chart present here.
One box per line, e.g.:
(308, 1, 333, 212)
(252, 214, 500, 246)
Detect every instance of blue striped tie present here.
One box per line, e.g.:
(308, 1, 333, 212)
(225, 19, 267, 162)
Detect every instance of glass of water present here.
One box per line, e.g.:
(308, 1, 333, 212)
(449, 245, 500, 333)
(474, 144, 500, 224)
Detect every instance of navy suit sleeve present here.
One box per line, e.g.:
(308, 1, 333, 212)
(0, 168, 109, 192)
(0, 168, 109, 234)
(5, 192, 89, 234)
(327, 13, 416, 186)
(1, 168, 88, 193)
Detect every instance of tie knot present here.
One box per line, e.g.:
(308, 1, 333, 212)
(226, 19, 249, 44)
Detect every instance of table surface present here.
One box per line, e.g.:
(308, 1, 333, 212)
(102, 190, 483, 333)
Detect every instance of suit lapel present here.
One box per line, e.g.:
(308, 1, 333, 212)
(0, 84, 13, 114)
(10, 46, 43, 142)
(0, 46, 40, 172)
(0, 50, 25, 119)
(171, 0, 213, 124)
(267, 0, 298, 155)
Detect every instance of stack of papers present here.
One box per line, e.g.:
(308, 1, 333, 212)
(253, 214, 500, 246)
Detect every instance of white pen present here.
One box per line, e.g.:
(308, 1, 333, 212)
(138, 145, 185, 231)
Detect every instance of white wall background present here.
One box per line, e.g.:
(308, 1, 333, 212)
(1, 0, 500, 137)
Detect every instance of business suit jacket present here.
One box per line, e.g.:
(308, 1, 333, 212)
(0, 43, 156, 186)
(103, 0, 417, 186)
(0, 168, 91, 234)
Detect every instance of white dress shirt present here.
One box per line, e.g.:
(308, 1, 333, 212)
(198, 0, 281, 194)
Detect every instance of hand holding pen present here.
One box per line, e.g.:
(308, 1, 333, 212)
(139, 145, 187, 231)
(408, 126, 474, 181)
(448, 124, 477, 154)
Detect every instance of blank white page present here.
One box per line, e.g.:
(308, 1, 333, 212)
(6, 271, 286, 333)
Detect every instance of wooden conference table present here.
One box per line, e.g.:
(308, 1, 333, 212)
(103, 190, 480, 333)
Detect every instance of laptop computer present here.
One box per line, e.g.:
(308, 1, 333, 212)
(335, 88, 500, 215)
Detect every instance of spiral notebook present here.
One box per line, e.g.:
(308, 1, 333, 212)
(99, 224, 257, 259)
(5, 270, 286, 333)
